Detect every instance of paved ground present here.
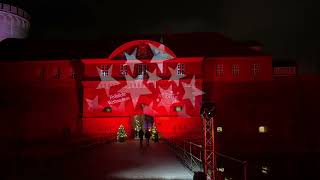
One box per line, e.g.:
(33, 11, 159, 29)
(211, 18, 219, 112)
(7, 140, 193, 180)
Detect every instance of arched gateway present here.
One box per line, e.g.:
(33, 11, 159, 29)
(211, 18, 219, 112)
(132, 114, 154, 138)
(81, 40, 203, 139)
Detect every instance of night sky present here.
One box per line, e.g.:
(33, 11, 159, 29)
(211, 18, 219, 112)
(3, 0, 320, 73)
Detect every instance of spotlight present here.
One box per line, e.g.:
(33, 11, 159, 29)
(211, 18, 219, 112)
(259, 126, 268, 133)
(175, 106, 183, 112)
(200, 102, 216, 118)
(103, 107, 112, 112)
(217, 127, 223, 133)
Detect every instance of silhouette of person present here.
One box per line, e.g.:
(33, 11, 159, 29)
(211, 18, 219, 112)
(138, 129, 144, 145)
(145, 129, 151, 146)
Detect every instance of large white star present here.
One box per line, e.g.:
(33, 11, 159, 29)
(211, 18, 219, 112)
(149, 43, 173, 60)
(86, 96, 103, 111)
(124, 48, 142, 73)
(118, 75, 152, 108)
(182, 75, 205, 108)
(157, 85, 179, 112)
(149, 43, 174, 73)
(96, 65, 120, 96)
(169, 66, 186, 86)
(146, 69, 162, 88)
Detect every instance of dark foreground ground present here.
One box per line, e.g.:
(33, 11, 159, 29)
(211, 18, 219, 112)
(2, 140, 193, 180)
(2, 138, 320, 180)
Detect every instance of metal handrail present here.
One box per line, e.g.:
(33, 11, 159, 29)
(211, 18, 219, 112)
(164, 138, 248, 180)
(165, 138, 203, 172)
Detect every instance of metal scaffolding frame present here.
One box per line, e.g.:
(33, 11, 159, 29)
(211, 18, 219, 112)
(201, 103, 216, 180)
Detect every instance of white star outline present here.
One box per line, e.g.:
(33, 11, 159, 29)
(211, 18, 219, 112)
(149, 43, 174, 73)
(146, 69, 162, 88)
(181, 75, 205, 108)
(124, 48, 142, 73)
(85, 96, 103, 111)
(118, 75, 152, 109)
(96, 65, 120, 96)
(168, 65, 186, 86)
(157, 84, 179, 112)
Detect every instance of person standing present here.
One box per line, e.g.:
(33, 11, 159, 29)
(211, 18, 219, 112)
(145, 129, 151, 146)
(138, 129, 144, 146)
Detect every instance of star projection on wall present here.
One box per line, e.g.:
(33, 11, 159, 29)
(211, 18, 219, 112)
(86, 96, 103, 111)
(149, 43, 174, 60)
(146, 69, 162, 88)
(182, 75, 204, 108)
(157, 85, 179, 112)
(118, 75, 152, 108)
(96, 65, 120, 96)
(90, 40, 204, 117)
(149, 43, 174, 73)
(124, 48, 142, 73)
(93, 64, 204, 116)
(169, 66, 186, 86)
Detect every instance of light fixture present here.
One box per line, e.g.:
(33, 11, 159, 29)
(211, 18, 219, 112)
(103, 107, 112, 113)
(259, 126, 268, 133)
(175, 106, 183, 112)
(217, 167, 224, 172)
(217, 127, 223, 133)
(261, 165, 270, 174)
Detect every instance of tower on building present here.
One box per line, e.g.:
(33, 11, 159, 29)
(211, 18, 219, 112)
(0, 1, 31, 41)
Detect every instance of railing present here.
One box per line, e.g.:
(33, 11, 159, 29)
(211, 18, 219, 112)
(164, 138, 248, 180)
(166, 138, 203, 172)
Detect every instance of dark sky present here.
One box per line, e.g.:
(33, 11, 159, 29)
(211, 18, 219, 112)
(4, 0, 320, 73)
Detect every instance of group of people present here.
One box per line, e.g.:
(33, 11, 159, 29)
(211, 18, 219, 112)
(138, 129, 158, 145)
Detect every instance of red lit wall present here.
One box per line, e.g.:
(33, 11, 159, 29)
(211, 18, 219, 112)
(82, 117, 131, 137)
(82, 57, 203, 80)
(155, 116, 202, 139)
(1, 38, 320, 158)
(81, 57, 204, 138)
(0, 60, 81, 141)
(204, 56, 272, 82)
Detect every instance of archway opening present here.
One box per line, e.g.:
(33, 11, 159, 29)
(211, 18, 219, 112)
(132, 114, 154, 139)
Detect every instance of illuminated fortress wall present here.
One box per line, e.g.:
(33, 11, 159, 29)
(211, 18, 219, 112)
(0, 3, 30, 41)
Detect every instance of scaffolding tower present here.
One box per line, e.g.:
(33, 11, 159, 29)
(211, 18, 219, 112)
(201, 102, 216, 180)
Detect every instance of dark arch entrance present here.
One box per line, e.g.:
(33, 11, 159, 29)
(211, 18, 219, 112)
(132, 114, 154, 138)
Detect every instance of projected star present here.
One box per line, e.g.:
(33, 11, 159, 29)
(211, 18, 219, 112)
(182, 75, 205, 108)
(158, 85, 179, 112)
(86, 96, 103, 111)
(124, 48, 142, 72)
(169, 66, 186, 86)
(96, 65, 120, 96)
(149, 44, 173, 60)
(143, 102, 158, 116)
(146, 69, 162, 88)
(118, 75, 152, 108)
(149, 43, 174, 73)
